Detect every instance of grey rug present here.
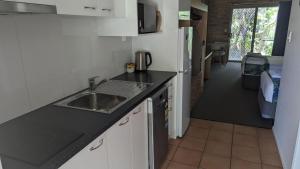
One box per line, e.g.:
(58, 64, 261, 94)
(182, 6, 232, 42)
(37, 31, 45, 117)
(191, 62, 273, 128)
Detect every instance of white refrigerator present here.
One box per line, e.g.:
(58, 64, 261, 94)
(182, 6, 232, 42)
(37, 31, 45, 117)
(177, 27, 192, 137)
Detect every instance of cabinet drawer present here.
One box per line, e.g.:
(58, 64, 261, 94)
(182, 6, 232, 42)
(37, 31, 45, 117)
(59, 133, 108, 169)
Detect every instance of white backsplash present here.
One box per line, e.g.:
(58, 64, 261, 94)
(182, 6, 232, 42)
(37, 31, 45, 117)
(0, 15, 132, 124)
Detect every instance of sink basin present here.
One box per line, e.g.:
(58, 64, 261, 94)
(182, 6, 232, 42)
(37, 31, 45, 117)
(56, 92, 127, 114)
(55, 80, 153, 114)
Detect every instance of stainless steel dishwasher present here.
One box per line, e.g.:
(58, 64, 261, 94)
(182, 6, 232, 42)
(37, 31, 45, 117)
(148, 86, 169, 169)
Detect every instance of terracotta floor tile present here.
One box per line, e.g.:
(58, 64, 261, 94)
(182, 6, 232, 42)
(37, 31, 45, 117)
(234, 125, 257, 136)
(160, 160, 170, 169)
(211, 121, 233, 133)
(186, 126, 209, 140)
(172, 147, 202, 166)
(169, 138, 182, 147)
(261, 152, 282, 167)
(232, 145, 261, 163)
(233, 134, 259, 148)
(208, 129, 233, 143)
(259, 138, 278, 153)
(262, 164, 283, 169)
(204, 140, 231, 157)
(180, 136, 206, 151)
(167, 145, 177, 160)
(231, 159, 262, 169)
(190, 118, 213, 129)
(257, 128, 275, 140)
(167, 162, 198, 169)
(200, 153, 230, 169)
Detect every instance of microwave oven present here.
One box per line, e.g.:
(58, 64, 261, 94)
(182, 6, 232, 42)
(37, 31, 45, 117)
(138, 3, 157, 34)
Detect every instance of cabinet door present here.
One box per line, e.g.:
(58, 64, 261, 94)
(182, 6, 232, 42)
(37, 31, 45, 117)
(97, 0, 138, 36)
(59, 133, 109, 169)
(98, 0, 126, 17)
(57, 0, 98, 16)
(107, 114, 133, 169)
(131, 102, 148, 169)
(98, 0, 114, 17)
(3, 0, 56, 5)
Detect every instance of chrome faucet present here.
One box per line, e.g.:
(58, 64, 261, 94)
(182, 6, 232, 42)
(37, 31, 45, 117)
(88, 76, 107, 93)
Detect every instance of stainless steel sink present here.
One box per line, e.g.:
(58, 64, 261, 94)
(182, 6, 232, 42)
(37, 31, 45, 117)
(55, 80, 153, 114)
(55, 92, 127, 114)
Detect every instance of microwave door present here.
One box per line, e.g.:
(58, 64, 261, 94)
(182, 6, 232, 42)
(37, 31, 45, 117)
(144, 5, 156, 33)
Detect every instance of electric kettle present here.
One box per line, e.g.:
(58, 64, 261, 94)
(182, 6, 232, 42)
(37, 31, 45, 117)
(135, 51, 152, 71)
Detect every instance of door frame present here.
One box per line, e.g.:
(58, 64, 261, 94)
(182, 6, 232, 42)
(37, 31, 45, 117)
(228, 3, 279, 61)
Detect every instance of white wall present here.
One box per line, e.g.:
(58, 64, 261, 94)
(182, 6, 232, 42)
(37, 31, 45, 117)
(0, 15, 132, 124)
(132, 0, 179, 71)
(273, 0, 300, 168)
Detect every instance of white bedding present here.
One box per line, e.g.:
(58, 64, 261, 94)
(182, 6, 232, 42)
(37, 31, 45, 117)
(260, 65, 282, 102)
(261, 72, 274, 103)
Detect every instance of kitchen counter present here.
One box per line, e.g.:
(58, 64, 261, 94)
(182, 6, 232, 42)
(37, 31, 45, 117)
(0, 71, 176, 169)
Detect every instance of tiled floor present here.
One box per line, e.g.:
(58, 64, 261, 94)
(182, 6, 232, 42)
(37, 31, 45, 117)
(162, 118, 282, 169)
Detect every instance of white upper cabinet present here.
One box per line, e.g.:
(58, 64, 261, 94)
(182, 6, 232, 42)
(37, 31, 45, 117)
(97, 0, 138, 36)
(56, 0, 99, 16)
(98, 0, 126, 17)
(4, 0, 56, 5)
(58, 133, 109, 169)
(56, 0, 127, 17)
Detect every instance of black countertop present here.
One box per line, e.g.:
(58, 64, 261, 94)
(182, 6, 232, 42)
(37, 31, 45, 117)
(0, 71, 176, 169)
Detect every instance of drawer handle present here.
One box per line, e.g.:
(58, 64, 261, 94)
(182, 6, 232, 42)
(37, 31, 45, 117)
(119, 117, 130, 126)
(84, 6, 96, 10)
(89, 139, 104, 151)
(133, 107, 142, 115)
(102, 8, 112, 11)
(133, 110, 141, 115)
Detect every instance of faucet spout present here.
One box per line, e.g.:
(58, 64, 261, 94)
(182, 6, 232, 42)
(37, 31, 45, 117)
(88, 76, 107, 93)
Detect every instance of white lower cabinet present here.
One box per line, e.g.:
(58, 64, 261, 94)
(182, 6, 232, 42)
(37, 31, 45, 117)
(59, 133, 109, 169)
(59, 101, 148, 169)
(107, 113, 133, 169)
(131, 102, 148, 169)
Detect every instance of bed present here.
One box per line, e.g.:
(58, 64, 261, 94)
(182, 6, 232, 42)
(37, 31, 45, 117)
(241, 53, 269, 90)
(258, 57, 283, 119)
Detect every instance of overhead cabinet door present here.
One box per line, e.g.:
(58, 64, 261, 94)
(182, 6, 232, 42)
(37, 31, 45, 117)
(3, 0, 56, 5)
(57, 0, 99, 16)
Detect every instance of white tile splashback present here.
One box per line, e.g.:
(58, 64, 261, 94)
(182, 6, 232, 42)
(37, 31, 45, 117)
(0, 15, 132, 124)
(0, 16, 31, 124)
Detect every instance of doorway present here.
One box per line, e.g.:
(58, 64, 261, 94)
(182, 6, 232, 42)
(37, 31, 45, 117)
(229, 6, 279, 61)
